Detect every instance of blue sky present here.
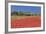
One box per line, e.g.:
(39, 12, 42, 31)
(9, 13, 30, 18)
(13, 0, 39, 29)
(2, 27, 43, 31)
(11, 5, 41, 14)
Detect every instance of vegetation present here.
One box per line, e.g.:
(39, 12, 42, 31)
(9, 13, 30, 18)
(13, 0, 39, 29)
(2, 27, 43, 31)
(11, 11, 41, 16)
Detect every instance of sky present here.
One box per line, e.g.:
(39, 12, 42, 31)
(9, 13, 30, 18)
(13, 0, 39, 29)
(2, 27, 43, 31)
(11, 5, 41, 14)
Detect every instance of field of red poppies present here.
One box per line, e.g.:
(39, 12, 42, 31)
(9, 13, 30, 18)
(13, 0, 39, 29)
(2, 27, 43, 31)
(11, 16, 41, 28)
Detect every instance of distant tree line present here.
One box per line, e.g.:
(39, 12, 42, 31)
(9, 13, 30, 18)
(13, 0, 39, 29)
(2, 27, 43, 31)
(11, 11, 41, 16)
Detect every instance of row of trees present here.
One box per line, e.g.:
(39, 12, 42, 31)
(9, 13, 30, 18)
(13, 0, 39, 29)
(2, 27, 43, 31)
(11, 11, 41, 16)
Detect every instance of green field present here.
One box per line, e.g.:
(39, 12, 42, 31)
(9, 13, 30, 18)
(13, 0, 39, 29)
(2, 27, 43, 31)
(11, 15, 40, 20)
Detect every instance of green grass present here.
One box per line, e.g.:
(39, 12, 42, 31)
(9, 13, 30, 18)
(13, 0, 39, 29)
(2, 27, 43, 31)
(11, 15, 40, 20)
